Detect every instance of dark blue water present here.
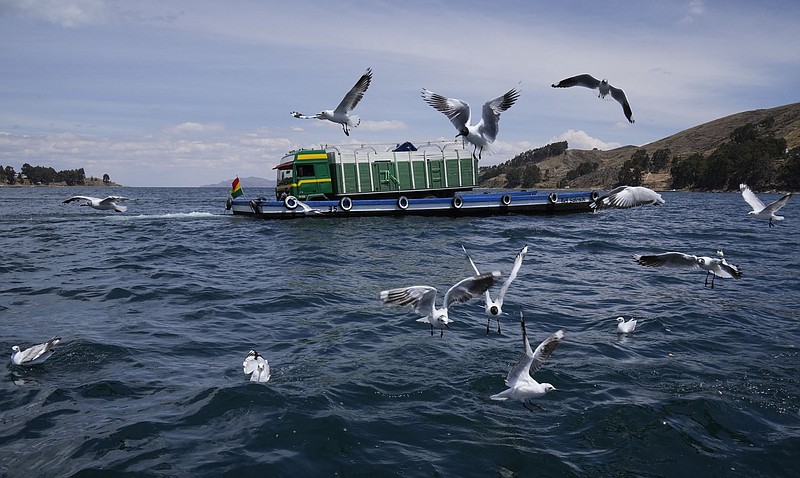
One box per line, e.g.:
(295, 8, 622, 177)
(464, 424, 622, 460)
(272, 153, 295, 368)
(1, 186, 798, 477)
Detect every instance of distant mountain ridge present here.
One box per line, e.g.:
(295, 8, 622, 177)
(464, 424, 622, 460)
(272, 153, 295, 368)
(201, 176, 275, 188)
(482, 102, 800, 190)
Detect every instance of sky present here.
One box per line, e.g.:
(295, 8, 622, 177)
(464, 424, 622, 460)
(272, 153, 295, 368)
(1, 0, 799, 187)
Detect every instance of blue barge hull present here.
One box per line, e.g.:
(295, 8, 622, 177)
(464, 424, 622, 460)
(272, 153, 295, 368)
(227, 190, 598, 219)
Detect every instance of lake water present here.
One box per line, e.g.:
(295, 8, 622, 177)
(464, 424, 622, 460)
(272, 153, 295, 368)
(1, 186, 798, 477)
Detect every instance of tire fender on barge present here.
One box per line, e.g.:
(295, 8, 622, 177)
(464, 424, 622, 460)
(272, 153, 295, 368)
(397, 196, 409, 210)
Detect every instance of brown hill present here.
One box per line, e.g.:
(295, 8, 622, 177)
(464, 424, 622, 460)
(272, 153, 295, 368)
(504, 102, 800, 190)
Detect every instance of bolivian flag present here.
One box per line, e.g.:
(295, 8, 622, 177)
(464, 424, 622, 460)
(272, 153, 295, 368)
(230, 177, 243, 198)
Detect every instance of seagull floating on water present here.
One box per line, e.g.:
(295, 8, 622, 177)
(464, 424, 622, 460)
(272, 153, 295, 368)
(421, 85, 520, 159)
(296, 199, 323, 215)
(591, 186, 664, 209)
(491, 311, 564, 412)
(634, 251, 742, 289)
(11, 336, 61, 365)
(552, 74, 634, 123)
(616, 317, 637, 333)
(63, 195, 129, 212)
(462, 244, 528, 334)
(379, 271, 501, 337)
(739, 183, 792, 228)
(243, 350, 270, 383)
(290, 67, 372, 136)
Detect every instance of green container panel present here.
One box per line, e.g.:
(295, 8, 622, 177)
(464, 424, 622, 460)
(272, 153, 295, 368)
(395, 161, 413, 190)
(428, 160, 444, 189)
(358, 163, 373, 192)
(411, 161, 428, 189)
(339, 163, 357, 193)
(445, 159, 461, 187)
(460, 158, 477, 186)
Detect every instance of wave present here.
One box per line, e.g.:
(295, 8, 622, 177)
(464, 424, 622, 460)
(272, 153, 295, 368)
(105, 212, 226, 221)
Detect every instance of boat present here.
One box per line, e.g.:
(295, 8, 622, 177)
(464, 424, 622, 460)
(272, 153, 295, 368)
(225, 141, 599, 218)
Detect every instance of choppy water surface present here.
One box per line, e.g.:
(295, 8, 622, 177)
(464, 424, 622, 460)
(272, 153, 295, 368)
(1, 186, 798, 477)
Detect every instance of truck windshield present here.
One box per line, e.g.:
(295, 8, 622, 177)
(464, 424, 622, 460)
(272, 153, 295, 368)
(277, 168, 293, 186)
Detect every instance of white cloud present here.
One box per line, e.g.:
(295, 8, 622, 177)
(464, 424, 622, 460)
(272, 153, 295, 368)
(359, 120, 407, 132)
(548, 130, 622, 151)
(679, 0, 705, 25)
(163, 122, 225, 136)
(7, 0, 110, 27)
(0, 129, 298, 186)
(2, 1, 799, 186)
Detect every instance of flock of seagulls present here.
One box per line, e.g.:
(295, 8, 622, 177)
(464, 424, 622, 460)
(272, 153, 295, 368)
(285, 67, 793, 229)
(12, 71, 793, 413)
(378, 245, 571, 409)
(289, 67, 635, 156)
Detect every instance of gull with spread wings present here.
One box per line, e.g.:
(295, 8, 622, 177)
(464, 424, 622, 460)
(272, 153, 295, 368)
(290, 67, 372, 136)
(461, 244, 528, 334)
(552, 74, 634, 123)
(634, 251, 742, 289)
(63, 195, 129, 212)
(491, 312, 564, 412)
(379, 271, 501, 337)
(421, 85, 520, 159)
(740, 183, 792, 227)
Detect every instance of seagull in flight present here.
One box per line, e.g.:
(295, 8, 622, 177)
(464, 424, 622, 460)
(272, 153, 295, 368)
(616, 317, 637, 334)
(491, 311, 564, 412)
(591, 186, 664, 209)
(290, 67, 372, 136)
(379, 271, 501, 336)
(421, 85, 520, 159)
(11, 336, 61, 365)
(461, 244, 528, 334)
(633, 251, 742, 289)
(243, 350, 271, 383)
(63, 195, 129, 212)
(552, 74, 634, 123)
(740, 183, 792, 227)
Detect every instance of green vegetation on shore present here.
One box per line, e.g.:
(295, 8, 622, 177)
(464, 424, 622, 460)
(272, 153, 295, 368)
(0, 163, 118, 187)
(479, 112, 800, 191)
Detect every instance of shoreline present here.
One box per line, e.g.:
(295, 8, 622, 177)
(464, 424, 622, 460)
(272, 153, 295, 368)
(0, 181, 124, 188)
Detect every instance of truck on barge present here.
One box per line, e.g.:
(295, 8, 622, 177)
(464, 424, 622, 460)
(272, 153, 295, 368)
(226, 141, 598, 218)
